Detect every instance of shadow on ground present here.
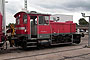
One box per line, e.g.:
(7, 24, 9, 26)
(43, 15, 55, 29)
(0, 44, 79, 55)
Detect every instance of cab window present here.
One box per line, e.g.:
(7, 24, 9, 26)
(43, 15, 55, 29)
(45, 16, 49, 24)
(16, 16, 20, 25)
(23, 14, 27, 24)
(39, 16, 49, 25)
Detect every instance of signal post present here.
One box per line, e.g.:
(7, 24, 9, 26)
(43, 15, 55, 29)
(81, 13, 90, 47)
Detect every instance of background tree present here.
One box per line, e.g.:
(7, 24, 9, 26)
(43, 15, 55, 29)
(75, 23, 78, 26)
(7, 23, 16, 27)
(79, 18, 89, 25)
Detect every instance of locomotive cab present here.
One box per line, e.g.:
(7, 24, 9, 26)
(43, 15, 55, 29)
(14, 11, 51, 48)
(14, 11, 51, 39)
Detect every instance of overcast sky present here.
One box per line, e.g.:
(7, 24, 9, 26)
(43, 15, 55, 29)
(5, 0, 90, 25)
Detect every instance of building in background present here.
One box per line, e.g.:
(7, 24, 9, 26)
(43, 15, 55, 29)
(51, 14, 73, 22)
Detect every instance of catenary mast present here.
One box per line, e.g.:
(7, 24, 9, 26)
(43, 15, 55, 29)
(24, 0, 27, 10)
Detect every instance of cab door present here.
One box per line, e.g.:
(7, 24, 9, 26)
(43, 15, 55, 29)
(30, 16, 38, 38)
(37, 16, 51, 39)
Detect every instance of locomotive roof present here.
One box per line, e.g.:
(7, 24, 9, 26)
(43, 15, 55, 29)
(14, 11, 51, 17)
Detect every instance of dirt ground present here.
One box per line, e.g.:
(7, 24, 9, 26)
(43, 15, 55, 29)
(0, 35, 90, 60)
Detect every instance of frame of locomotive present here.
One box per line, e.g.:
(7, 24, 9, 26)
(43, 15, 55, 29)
(13, 11, 81, 49)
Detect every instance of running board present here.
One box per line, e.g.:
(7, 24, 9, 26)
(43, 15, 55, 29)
(27, 45, 37, 47)
(51, 42, 72, 45)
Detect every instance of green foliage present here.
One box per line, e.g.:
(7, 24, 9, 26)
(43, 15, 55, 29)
(7, 23, 16, 27)
(75, 23, 78, 26)
(79, 18, 89, 25)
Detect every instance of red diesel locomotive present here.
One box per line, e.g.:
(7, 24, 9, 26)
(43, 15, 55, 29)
(13, 11, 82, 49)
(0, 13, 3, 46)
(0, 13, 7, 50)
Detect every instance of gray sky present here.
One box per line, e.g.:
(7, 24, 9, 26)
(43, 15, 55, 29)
(5, 0, 90, 25)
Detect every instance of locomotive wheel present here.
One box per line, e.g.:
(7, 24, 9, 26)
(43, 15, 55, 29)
(21, 41, 27, 50)
(21, 37, 27, 50)
(76, 38, 81, 44)
(37, 42, 42, 49)
(76, 40, 81, 44)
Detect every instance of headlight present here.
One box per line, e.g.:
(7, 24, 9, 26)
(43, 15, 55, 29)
(25, 29, 27, 32)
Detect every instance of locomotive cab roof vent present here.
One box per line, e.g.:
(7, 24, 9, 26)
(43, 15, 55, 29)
(30, 11, 41, 14)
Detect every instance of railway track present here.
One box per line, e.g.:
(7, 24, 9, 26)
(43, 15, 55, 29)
(59, 53, 90, 60)
(0, 43, 85, 55)
(4, 47, 84, 60)
(1, 36, 88, 60)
